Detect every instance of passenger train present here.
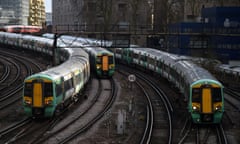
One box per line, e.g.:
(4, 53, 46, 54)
(113, 47, 224, 124)
(42, 33, 115, 78)
(84, 47, 115, 78)
(0, 25, 42, 35)
(0, 31, 224, 123)
(0, 32, 90, 117)
(215, 64, 240, 88)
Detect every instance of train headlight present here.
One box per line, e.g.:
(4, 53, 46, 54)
(45, 100, 53, 105)
(193, 106, 200, 111)
(24, 97, 32, 105)
(215, 105, 222, 111)
(24, 100, 32, 105)
(45, 97, 53, 106)
(96, 65, 101, 69)
(109, 65, 115, 69)
(214, 102, 222, 112)
(192, 103, 200, 112)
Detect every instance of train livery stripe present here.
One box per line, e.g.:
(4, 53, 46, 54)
(102, 56, 108, 71)
(202, 88, 212, 113)
(33, 83, 43, 107)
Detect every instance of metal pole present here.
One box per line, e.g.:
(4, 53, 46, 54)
(53, 33, 58, 66)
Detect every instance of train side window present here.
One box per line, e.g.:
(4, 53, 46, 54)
(64, 78, 73, 91)
(212, 88, 222, 102)
(24, 83, 33, 96)
(44, 83, 53, 97)
(56, 83, 62, 96)
(157, 60, 162, 67)
(148, 57, 155, 65)
(133, 53, 139, 59)
(192, 88, 201, 102)
(140, 55, 147, 61)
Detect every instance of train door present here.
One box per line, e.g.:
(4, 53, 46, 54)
(102, 55, 109, 71)
(33, 82, 43, 107)
(202, 88, 212, 113)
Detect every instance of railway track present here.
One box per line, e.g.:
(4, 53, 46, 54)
(118, 65, 173, 144)
(0, 49, 43, 110)
(8, 78, 118, 144)
(178, 122, 228, 144)
(222, 87, 240, 129)
(0, 59, 10, 83)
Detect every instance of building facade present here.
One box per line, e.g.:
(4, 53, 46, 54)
(168, 7, 240, 63)
(29, 0, 46, 26)
(52, 0, 152, 46)
(52, 0, 84, 32)
(183, 0, 240, 22)
(46, 12, 52, 26)
(0, 0, 29, 25)
(52, 1, 151, 32)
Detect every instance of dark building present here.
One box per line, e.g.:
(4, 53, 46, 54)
(168, 7, 240, 63)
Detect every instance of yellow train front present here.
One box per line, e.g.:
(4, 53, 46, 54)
(189, 79, 224, 124)
(23, 75, 57, 117)
(87, 47, 115, 78)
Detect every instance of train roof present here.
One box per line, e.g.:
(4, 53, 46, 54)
(24, 35, 89, 81)
(130, 47, 219, 84)
(217, 64, 240, 73)
(38, 47, 88, 80)
(84, 46, 113, 56)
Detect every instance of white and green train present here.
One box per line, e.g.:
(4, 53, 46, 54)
(114, 47, 224, 124)
(0, 32, 90, 118)
(43, 33, 115, 78)
(84, 47, 115, 78)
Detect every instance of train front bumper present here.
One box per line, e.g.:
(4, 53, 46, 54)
(23, 106, 55, 118)
(191, 112, 223, 124)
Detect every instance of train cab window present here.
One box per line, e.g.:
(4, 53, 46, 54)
(44, 83, 53, 97)
(96, 56, 102, 64)
(24, 83, 33, 96)
(109, 56, 113, 64)
(192, 88, 201, 102)
(212, 88, 222, 102)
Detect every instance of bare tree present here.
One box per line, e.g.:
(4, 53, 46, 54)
(129, 0, 142, 30)
(185, 0, 202, 19)
(97, 0, 113, 32)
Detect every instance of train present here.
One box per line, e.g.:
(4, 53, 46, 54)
(42, 33, 115, 78)
(113, 47, 224, 124)
(0, 32, 90, 118)
(84, 47, 115, 78)
(0, 25, 42, 35)
(214, 64, 240, 89)
(0, 31, 224, 122)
